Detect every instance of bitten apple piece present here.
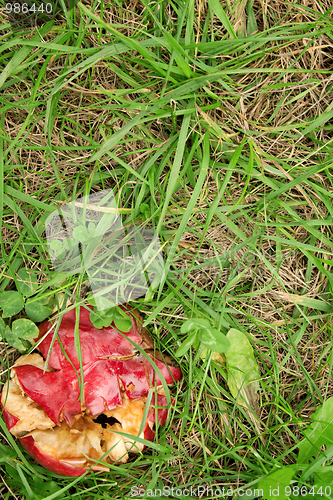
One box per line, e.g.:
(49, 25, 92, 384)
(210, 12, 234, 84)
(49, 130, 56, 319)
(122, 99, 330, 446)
(1, 306, 181, 476)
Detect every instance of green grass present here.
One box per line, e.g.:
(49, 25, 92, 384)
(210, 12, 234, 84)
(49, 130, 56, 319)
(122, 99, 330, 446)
(0, 0, 333, 498)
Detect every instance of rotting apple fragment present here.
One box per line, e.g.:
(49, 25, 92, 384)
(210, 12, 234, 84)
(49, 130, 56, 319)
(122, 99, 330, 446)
(1, 306, 181, 476)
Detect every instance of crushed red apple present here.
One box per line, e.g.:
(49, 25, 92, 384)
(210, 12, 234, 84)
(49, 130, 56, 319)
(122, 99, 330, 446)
(1, 306, 181, 476)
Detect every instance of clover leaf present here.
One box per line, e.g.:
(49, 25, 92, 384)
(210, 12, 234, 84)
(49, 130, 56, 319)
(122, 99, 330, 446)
(90, 306, 132, 332)
(25, 295, 56, 323)
(16, 269, 38, 297)
(0, 291, 24, 318)
(176, 318, 230, 357)
(0, 317, 38, 353)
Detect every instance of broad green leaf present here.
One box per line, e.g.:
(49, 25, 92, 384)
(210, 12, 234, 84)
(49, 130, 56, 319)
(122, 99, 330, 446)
(200, 347, 225, 363)
(3, 336, 28, 352)
(72, 225, 90, 242)
(90, 315, 106, 329)
(298, 397, 333, 463)
(0, 317, 11, 343)
(313, 466, 333, 486)
(89, 310, 113, 329)
(62, 238, 77, 251)
(175, 331, 197, 357)
(1, 318, 38, 353)
(0, 291, 24, 318)
(113, 307, 132, 332)
(25, 295, 55, 323)
(92, 296, 117, 310)
(258, 467, 295, 500)
(104, 307, 116, 317)
(114, 316, 132, 332)
(51, 293, 67, 313)
(86, 295, 97, 307)
(50, 239, 76, 257)
(140, 203, 149, 214)
(114, 306, 131, 320)
(16, 269, 38, 297)
(181, 318, 211, 333)
(198, 328, 230, 353)
(12, 318, 39, 340)
(49, 239, 62, 251)
(90, 306, 132, 331)
(225, 328, 260, 412)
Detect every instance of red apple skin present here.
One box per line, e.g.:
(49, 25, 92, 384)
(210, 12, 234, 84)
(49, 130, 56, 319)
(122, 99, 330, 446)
(13, 306, 182, 427)
(20, 436, 86, 477)
(2, 395, 172, 477)
(2, 406, 158, 477)
(147, 395, 169, 426)
(142, 422, 155, 442)
(18, 421, 156, 478)
(3, 404, 99, 477)
(2, 408, 85, 476)
(2, 306, 182, 475)
(2, 407, 19, 430)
